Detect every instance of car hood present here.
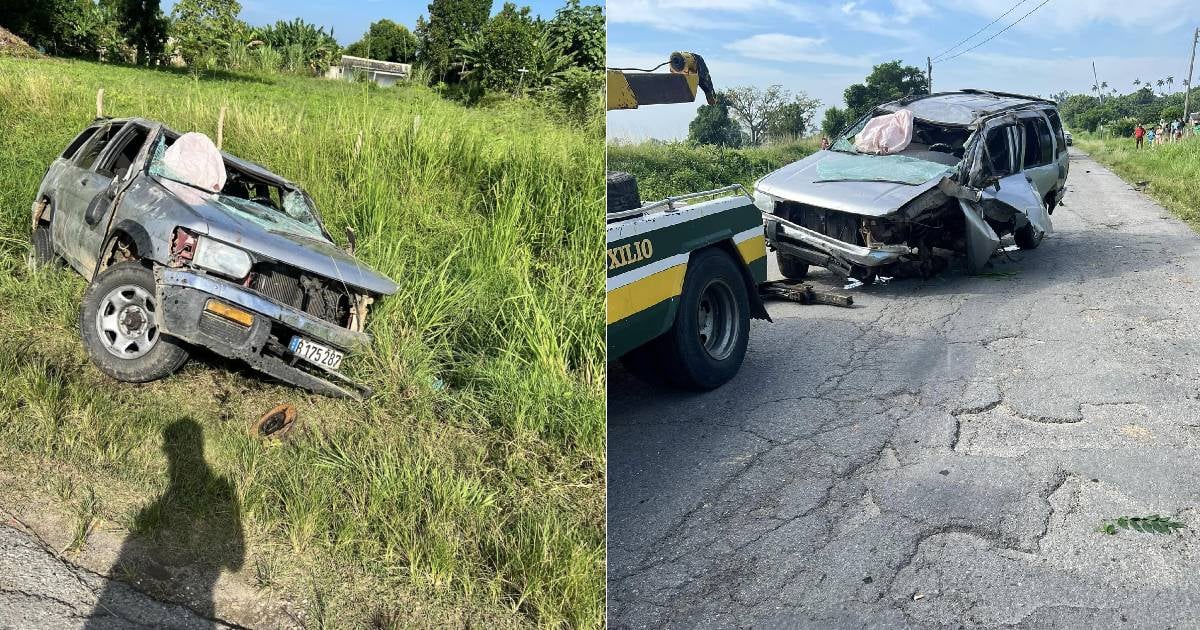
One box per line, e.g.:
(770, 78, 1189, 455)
(755, 150, 947, 217)
(158, 179, 398, 295)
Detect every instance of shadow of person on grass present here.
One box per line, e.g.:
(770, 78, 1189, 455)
(84, 418, 244, 629)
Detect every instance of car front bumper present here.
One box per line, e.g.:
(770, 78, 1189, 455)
(764, 216, 912, 272)
(154, 267, 372, 399)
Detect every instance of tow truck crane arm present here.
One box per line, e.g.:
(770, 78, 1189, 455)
(606, 52, 716, 111)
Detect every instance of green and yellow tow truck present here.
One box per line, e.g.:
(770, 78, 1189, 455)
(606, 53, 771, 390)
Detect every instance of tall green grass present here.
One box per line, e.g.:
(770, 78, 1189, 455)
(0, 57, 603, 627)
(1075, 132, 1200, 228)
(606, 139, 820, 201)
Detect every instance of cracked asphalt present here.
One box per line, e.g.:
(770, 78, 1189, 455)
(0, 523, 236, 629)
(608, 148, 1200, 629)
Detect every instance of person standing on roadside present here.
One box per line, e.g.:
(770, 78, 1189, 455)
(1135, 123, 1146, 148)
(1146, 126, 1156, 146)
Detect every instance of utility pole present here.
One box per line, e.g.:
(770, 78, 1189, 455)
(1092, 61, 1103, 104)
(1184, 27, 1198, 134)
(927, 56, 933, 93)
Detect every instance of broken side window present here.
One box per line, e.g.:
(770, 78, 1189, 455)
(76, 123, 126, 170)
(62, 126, 100, 160)
(984, 126, 1015, 177)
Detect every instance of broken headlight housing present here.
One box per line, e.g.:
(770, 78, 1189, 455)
(192, 235, 252, 280)
(752, 186, 777, 215)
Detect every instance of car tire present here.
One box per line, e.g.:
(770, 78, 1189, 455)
(607, 171, 642, 214)
(658, 248, 751, 390)
(1014, 223, 1043, 250)
(776, 252, 809, 280)
(80, 261, 190, 383)
(29, 224, 57, 268)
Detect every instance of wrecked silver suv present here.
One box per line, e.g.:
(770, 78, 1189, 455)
(755, 90, 1069, 281)
(29, 117, 397, 398)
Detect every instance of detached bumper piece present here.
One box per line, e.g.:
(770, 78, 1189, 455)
(759, 280, 854, 308)
(155, 268, 372, 399)
(765, 217, 910, 274)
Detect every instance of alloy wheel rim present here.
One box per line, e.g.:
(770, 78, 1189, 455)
(96, 284, 160, 359)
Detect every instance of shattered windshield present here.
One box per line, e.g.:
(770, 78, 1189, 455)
(814, 151, 953, 185)
(149, 136, 326, 240)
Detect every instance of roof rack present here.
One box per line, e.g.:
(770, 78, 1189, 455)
(958, 88, 1054, 104)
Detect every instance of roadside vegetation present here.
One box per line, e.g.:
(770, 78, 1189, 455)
(0, 56, 603, 627)
(1075, 133, 1200, 229)
(607, 140, 819, 202)
(3, 0, 605, 126)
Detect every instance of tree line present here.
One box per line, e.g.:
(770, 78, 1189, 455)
(1055, 79, 1198, 136)
(2, 0, 604, 123)
(686, 60, 929, 148)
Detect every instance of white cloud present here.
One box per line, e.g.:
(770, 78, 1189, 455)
(606, 0, 813, 31)
(837, 1, 921, 39)
(725, 33, 877, 67)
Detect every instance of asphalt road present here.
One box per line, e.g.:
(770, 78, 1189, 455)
(0, 522, 238, 629)
(608, 148, 1200, 629)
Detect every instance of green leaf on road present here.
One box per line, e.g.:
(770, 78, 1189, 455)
(1099, 514, 1186, 535)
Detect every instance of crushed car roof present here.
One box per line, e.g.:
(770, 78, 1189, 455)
(90, 117, 293, 188)
(878, 90, 1054, 126)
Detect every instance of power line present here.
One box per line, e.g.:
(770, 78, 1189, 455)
(934, 0, 1055, 64)
(931, 0, 1032, 63)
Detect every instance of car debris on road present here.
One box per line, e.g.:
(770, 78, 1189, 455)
(754, 90, 1071, 282)
(29, 117, 397, 399)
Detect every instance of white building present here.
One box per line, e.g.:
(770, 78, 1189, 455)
(326, 55, 411, 87)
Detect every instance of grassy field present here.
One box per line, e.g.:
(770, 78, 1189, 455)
(607, 139, 820, 201)
(0, 58, 603, 627)
(1075, 132, 1200, 228)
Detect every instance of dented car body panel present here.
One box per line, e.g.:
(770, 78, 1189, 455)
(756, 90, 1070, 278)
(33, 117, 397, 398)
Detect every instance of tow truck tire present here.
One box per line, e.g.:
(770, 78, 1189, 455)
(607, 171, 642, 214)
(776, 252, 809, 279)
(80, 262, 190, 383)
(661, 248, 751, 390)
(1014, 224, 1043, 250)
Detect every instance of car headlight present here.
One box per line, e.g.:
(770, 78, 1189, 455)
(192, 236, 252, 279)
(753, 188, 777, 215)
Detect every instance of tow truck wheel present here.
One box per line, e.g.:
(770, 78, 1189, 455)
(661, 248, 750, 390)
(80, 262, 190, 383)
(776, 252, 809, 279)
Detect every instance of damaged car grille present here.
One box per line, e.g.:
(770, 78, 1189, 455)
(249, 263, 351, 327)
(776, 201, 865, 246)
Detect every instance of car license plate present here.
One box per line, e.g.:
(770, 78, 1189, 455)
(288, 336, 344, 371)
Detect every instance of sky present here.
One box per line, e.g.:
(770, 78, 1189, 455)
(160, 0, 573, 46)
(607, 0, 1200, 141)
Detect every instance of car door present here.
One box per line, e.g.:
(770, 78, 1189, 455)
(54, 122, 126, 276)
(1016, 111, 1057, 201)
(960, 118, 1048, 272)
(75, 122, 154, 277)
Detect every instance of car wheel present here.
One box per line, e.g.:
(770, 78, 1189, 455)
(29, 224, 58, 269)
(659, 248, 751, 390)
(776, 252, 809, 279)
(1014, 223, 1043, 250)
(80, 261, 189, 383)
(607, 171, 642, 214)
